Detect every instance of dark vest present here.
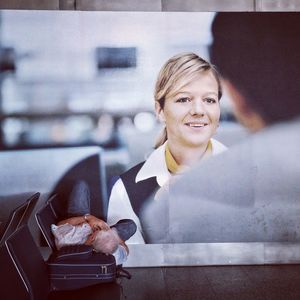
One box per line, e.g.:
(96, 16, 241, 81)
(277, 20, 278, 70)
(120, 162, 159, 219)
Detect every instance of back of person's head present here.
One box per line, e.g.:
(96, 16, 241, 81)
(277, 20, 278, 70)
(92, 229, 119, 254)
(154, 52, 222, 148)
(210, 13, 300, 125)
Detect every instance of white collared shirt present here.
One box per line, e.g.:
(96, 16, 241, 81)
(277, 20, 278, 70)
(107, 138, 227, 244)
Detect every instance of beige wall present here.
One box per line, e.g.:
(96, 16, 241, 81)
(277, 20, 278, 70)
(1, 0, 300, 11)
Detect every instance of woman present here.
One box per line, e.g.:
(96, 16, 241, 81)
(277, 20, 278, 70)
(107, 53, 227, 243)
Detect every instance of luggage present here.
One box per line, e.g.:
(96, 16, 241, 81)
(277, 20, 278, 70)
(36, 194, 130, 291)
(48, 250, 117, 290)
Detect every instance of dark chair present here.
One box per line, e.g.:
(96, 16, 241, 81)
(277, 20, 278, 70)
(35, 194, 59, 251)
(1, 225, 121, 300)
(4, 225, 51, 300)
(18, 193, 40, 227)
(0, 192, 40, 245)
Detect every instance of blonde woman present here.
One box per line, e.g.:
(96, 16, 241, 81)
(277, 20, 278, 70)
(107, 53, 227, 243)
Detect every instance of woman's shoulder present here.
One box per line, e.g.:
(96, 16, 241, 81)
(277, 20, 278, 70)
(120, 161, 146, 179)
(109, 161, 146, 197)
(114, 143, 167, 190)
(120, 143, 165, 179)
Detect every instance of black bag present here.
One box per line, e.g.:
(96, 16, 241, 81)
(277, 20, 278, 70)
(48, 250, 117, 290)
(36, 194, 130, 291)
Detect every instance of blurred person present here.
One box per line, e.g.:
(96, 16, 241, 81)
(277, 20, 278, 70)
(52, 180, 136, 265)
(142, 13, 300, 243)
(52, 215, 131, 265)
(107, 53, 227, 243)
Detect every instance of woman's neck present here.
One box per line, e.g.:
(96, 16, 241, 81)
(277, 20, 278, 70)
(167, 140, 210, 167)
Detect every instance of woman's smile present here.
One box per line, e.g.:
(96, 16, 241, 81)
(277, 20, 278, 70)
(158, 70, 220, 149)
(184, 121, 208, 128)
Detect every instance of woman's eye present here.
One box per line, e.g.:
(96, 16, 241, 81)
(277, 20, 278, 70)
(176, 97, 190, 103)
(204, 98, 217, 104)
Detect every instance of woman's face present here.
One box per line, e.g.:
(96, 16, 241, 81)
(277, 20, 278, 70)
(157, 71, 220, 149)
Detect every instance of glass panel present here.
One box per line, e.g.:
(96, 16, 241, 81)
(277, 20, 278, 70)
(2, 11, 299, 267)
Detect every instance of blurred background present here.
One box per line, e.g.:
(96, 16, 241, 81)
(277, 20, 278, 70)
(0, 10, 248, 177)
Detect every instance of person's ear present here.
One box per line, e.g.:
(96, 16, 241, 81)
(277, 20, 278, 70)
(223, 79, 265, 132)
(90, 232, 97, 242)
(223, 79, 249, 116)
(155, 101, 166, 123)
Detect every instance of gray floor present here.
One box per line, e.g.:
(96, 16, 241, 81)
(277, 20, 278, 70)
(119, 265, 300, 300)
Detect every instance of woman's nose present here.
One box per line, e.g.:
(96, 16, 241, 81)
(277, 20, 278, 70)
(190, 99, 205, 116)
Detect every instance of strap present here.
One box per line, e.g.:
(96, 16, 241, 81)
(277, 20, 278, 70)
(116, 266, 131, 279)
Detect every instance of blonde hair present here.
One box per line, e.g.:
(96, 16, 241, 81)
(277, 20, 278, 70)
(154, 52, 222, 148)
(92, 229, 119, 254)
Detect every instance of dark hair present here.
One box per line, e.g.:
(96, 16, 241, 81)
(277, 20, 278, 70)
(210, 13, 300, 124)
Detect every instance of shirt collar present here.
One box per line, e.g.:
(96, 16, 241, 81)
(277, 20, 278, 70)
(136, 142, 170, 187)
(135, 138, 227, 187)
